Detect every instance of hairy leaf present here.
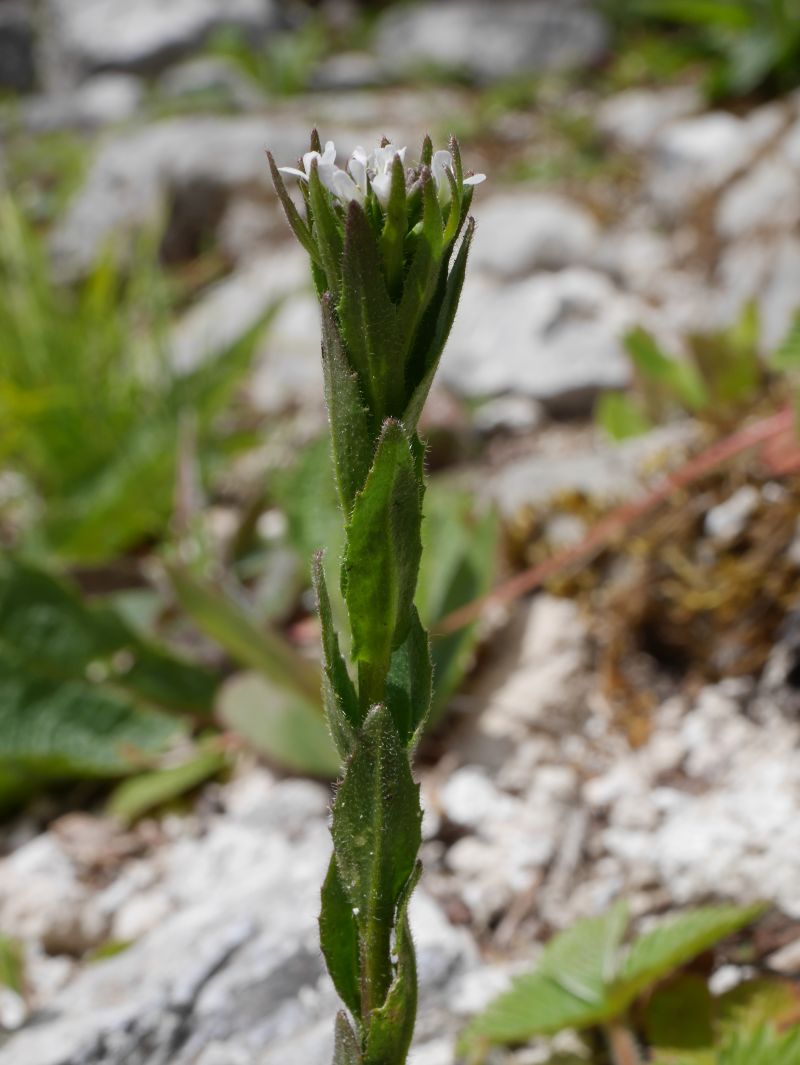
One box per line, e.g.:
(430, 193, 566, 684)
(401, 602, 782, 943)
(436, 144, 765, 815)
(320, 855, 363, 1024)
(314, 554, 361, 757)
(321, 295, 374, 513)
(333, 1011, 364, 1065)
(309, 161, 344, 302)
(363, 863, 421, 1065)
(343, 421, 422, 674)
(331, 705, 422, 948)
(385, 608, 432, 748)
(338, 203, 403, 422)
(266, 151, 321, 266)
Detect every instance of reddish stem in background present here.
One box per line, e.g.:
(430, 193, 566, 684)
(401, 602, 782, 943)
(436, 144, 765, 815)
(435, 407, 794, 636)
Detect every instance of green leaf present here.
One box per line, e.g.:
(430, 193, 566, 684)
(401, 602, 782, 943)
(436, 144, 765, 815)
(772, 311, 800, 370)
(309, 160, 344, 303)
(615, 903, 766, 1003)
(718, 1025, 800, 1065)
(320, 855, 363, 1024)
(333, 1011, 364, 1065)
(717, 977, 800, 1037)
(385, 608, 432, 748)
(645, 975, 715, 1052)
(331, 705, 422, 954)
(106, 743, 228, 823)
(314, 554, 361, 758)
(0, 652, 180, 778)
(397, 170, 443, 373)
(343, 420, 423, 677)
(0, 935, 24, 997)
(596, 392, 652, 441)
(541, 902, 628, 1005)
(338, 202, 403, 423)
(380, 155, 408, 301)
(625, 327, 709, 412)
(403, 218, 474, 432)
(321, 294, 374, 514)
(217, 671, 339, 778)
(168, 563, 321, 706)
(363, 862, 421, 1065)
(266, 151, 322, 268)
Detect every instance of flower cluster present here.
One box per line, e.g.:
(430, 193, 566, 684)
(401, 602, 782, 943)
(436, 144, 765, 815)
(278, 137, 485, 208)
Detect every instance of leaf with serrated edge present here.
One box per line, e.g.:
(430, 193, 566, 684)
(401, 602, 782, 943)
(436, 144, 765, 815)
(614, 903, 766, 1007)
(321, 295, 373, 514)
(363, 862, 421, 1065)
(314, 553, 361, 757)
(338, 203, 403, 422)
(331, 705, 422, 959)
(321, 855, 363, 1023)
(343, 420, 422, 671)
(333, 1011, 364, 1065)
(386, 608, 431, 748)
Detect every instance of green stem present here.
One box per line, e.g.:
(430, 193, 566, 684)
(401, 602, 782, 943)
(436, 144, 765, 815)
(358, 657, 387, 711)
(361, 910, 393, 1020)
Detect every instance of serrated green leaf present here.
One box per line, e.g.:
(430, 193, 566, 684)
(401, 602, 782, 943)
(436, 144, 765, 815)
(106, 742, 228, 823)
(717, 977, 800, 1037)
(320, 855, 363, 1024)
(321, 294, 374, 514)
(0, 653, 180, 778)
(217, 671, 339, 778)
(385, 608, 431, 748)
(363, 862, 421, 1065)
(403, 218, 474, 432)
(333, 1011, 363, 1065)
(338, 203, 403, 423)
(331, 706, 422, 1003)
(541, 902, 629, 1004)
(615, 903, 765, 1003)
(718, 1025, 800, 1065)
(309, 160, 344, 302)
(314, 554, 361, 758)
(343, 420, 422, 678)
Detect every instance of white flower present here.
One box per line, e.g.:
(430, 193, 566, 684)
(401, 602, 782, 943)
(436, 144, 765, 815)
(431, 149, 486, 205)
(279, 140, 364, 205)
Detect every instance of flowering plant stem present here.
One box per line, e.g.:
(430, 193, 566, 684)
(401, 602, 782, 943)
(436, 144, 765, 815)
(270, 131, 482, 1063)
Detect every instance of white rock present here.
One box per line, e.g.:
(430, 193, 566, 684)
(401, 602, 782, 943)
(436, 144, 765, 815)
(597, 86, 702, 152)
(704, 485, 760, 543)
(471, 193, 599, 279)
(716, 155, 800, 239)
(23, 74, 144, 132)
(440, 767, 517, 829)
(761, 236, 800, 349)
(374, 0, 608, 84)
(473, 394, 545, 434)
(442, 269, 638, 412)
(648, 107, 782, 217)
(51, 117, 305, 278)
(48, 0, 279, 76)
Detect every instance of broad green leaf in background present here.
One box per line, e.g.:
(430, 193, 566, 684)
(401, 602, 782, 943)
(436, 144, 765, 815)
(0, 558, 217, 714)
(217, 671, 339, 778)
(0, 935, 24, 997)
(625, 327, 709, 413)
(465, 902, 765, 1050)
(0, 653, 181, 780)
(644, 975, 715, 1053)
